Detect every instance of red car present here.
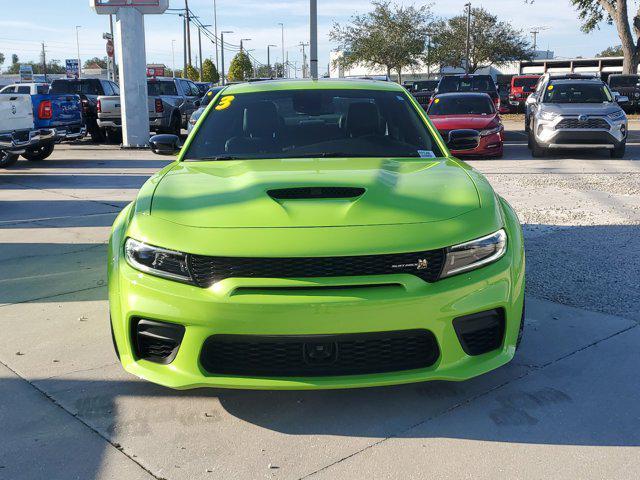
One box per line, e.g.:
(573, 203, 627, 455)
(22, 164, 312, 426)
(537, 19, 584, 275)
(509, 75, 540, 111)
(427, 92, 504, 158)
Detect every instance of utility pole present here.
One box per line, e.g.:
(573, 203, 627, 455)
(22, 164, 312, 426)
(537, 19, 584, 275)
(278, 22, 285, 78)
(464, 3, 471, 74)
(185, 0, 192, 67)
(309, 0, 318, 79)
(299, 42, 309, 78)
(426, 32, 432, 77)
(220, 30, 232, 85)
(109, 14, 116, 81)
(213, 0, 219, 77)
(267, 44, 277, 77)
(198, 27, 203, 80)
(286, 51, 289, 78)
(171, 39, 176, 77)
(75, 25, 82, 78)
(41, 42, 47, 82)
(182, 14, 187, 76)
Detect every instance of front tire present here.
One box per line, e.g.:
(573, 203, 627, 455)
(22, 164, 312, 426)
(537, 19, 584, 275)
(22, 142, 55, 161)
(530, 132, 547, 158)
(0, 150, 19, 168)
(610, 142, 626, 158)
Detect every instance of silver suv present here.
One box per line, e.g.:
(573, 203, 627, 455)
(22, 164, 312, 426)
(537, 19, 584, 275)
(527, 77, 628, 158)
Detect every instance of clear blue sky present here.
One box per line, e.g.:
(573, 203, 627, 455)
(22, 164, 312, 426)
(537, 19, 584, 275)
(1, 0, 619, 75)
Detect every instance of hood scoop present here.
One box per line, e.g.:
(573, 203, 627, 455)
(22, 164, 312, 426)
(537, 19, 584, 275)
(267, 187, 366, 200)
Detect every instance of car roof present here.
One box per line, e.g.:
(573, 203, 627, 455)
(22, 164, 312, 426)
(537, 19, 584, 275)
(221, 78, 406, 95)
(434, 92, 492, 98)
(548, 78, 604, 85)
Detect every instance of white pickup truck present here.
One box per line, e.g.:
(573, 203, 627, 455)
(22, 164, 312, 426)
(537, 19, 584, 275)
(0, 93, 55, 167)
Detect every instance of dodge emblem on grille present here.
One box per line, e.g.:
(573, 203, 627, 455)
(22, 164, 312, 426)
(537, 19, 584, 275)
(578, 114, 588, 122)
(417, 259, 429, 270)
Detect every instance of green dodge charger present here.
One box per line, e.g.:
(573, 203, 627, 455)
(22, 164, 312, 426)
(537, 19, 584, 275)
(108, 79, 525, 390)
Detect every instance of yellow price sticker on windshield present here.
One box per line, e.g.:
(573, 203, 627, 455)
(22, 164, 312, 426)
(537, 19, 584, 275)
(547, 85, 554, 90)
(215, 95, 235, 110)
(207, 91, 213, 96)
(434, 98, 440, 103)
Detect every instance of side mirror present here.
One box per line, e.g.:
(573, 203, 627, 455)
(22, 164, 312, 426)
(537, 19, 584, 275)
(446, 129, 480, 151)
(149, 134, 181, 156)
(615, 94, 629, 104)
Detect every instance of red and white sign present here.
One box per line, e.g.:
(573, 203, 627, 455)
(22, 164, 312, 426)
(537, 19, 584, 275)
(106, 39, 114, 58)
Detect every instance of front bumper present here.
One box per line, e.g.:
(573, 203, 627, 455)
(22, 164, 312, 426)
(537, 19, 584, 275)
(109, 227, 525, 390)
(0, 128, 56, 152)
(534, 115, 626, 149)
(452, 132, 503, 158)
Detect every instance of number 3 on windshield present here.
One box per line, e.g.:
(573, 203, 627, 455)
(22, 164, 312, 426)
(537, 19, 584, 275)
(215, 95, 235, 110)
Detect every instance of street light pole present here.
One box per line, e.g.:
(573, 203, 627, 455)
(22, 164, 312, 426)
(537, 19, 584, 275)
(75, 25, 82, 78)
(267, 44, 277, 77)
(213, 0, 219, 76)
(278, 22, 285, 78)
(464, 2, 472, 74)
(240, 38, 251, 53)
(220, 30, 233, 85)
(171, 39, 176, 77)
(309, 0, 318, 79)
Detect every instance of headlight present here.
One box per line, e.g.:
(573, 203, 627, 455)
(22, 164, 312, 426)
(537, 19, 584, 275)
(480, 125, 502, 137)
(124, 238, 192, 283)
(607, 110, 626, 121)
(441, 229, 507, 278)
(539, 111, 558, 121)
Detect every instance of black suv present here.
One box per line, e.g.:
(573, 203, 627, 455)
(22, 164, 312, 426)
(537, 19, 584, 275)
(435, 74, 500, 110)
(50, 78, 119, 142)
(410, 79, 439, 109)
(608, 74, 640, 112)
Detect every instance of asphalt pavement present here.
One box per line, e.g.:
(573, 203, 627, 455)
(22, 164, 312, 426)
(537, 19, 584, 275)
(1, 121, 638, 479)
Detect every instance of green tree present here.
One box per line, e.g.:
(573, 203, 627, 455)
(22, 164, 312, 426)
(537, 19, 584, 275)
(330, 1, 431, 83)
(255, 64, 272, 78)
(570, 0, 639, 73)
(429, 7, 532, 73)
(11, 54, 18, 65)
(597, 45, 624, 58)
(7, 60, 66, 75)
(184, 64, 199, 81)
(0, 53, 5, 70)
(202, 58, 220, 83)
(83, 56, 108, 69)
(228, 51, 253, 81)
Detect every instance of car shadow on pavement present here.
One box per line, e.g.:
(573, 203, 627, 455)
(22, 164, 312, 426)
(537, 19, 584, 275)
(2, 224, 640, 478)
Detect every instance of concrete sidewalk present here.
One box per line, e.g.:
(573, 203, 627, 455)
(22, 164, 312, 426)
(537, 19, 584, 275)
(1, 141, 639, 479)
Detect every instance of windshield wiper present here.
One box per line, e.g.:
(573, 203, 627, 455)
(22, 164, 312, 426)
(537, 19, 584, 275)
(198, 155, 245, 161)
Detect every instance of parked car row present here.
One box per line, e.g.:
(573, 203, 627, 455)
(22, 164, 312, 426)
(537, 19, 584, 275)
(0, 81, 87, 167)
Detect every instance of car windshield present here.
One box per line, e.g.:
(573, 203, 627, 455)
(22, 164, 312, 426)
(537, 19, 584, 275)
(184, 88, 443, 160)
(147, 81, 178, 96)
(609, 75, 639, 88)
(439, 76, 495, 93)
(543, 82, 612, 103)
(513, 77, 539, 89)
(51, 81, 100, 95)
(413, 81, 438, 91)
(428, 95, 495, 115)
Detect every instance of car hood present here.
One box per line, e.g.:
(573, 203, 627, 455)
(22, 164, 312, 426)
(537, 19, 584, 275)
(148, 158, 481, 228)
(539, 102, 622, 116)
(429, 114, 497, 130)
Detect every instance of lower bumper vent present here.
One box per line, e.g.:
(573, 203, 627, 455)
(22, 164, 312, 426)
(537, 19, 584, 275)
(132, 318, 185, 364)
(453, 309, 505, 356)
(200, 330, 440, 377)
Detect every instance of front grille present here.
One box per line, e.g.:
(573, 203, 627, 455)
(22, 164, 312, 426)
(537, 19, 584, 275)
(412, 93, 432, 107)
(453, 309, 505, 356)
(199, 330, 440, 376)
(187, 249, 446, 287)
(556, 117, 609, 129)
